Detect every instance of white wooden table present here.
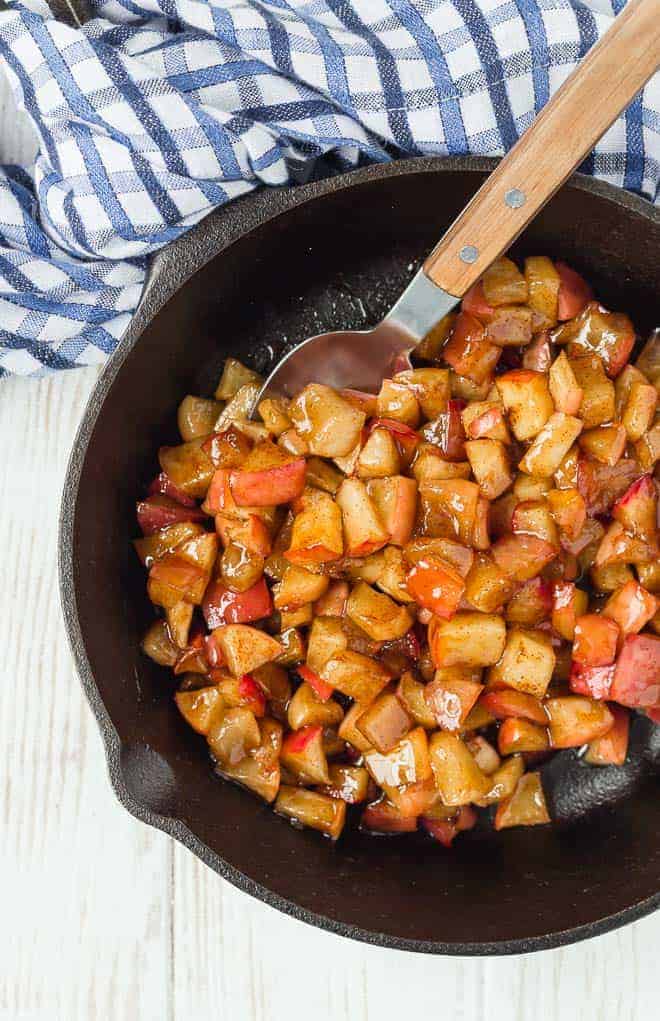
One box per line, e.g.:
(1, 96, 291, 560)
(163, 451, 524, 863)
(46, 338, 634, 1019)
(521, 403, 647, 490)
(0, 71, 657, 1021)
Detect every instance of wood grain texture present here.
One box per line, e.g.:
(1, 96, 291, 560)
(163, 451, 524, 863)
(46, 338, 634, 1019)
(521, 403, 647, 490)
(423, 0, 660, 295)
(0, 60, 658, 1021)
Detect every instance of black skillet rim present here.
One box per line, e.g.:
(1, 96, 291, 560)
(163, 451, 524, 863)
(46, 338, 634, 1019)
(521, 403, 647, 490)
(58, 155, 660, 956)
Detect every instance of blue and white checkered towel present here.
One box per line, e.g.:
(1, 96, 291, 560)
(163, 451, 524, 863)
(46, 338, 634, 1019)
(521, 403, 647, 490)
(0, 0, 658, 378)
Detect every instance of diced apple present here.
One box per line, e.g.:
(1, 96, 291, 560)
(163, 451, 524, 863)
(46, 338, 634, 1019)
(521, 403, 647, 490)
(494, 772, 550, 829)
(356, 693, 412, 753)
(421, 398, 467, 461)
(415, 310, 459, 361)
(429, 612, 506, 668)
(612, 474, 657, 543)
(320, 650, 391, 705)
(137, 494, 206, 537)
(522, 331, 554, 372)
(394, 367, 450, 419)
(551, 581, 589, 641)
(148, 532, 217, 608)
(634, 422, 660, 470)
(546, 488, 586, 543)
(273, 565, 328, 611)
(366, 475, 417, 547)
(424, 674, 483, 731)
(376, 378, 420, 428)
(602, 580, 657, 638)
(465, 438, 512, 500)
(317, 764, 370, 805)
(491, 534, 557, 582)
(487, 628, 555, 698)
(557, 302, 635, 377)
(429, 732, 490, 806)
(610, 633, 660, 708)
(213, 624, 283, 677)
(229, 456, 306, 508)
(275, 786, 345, 839)
(485, 306, 533, 346)
(461, 280, 494, 320)
(361, 798, 418, 833)
(496, 370, 554, 441)
(418, 479, 479, 545)
(175, 686, 224, 735)
(573, 613, 619, 667)
(506, 577, 552, 626)
(405, 557, 465, 619)
(569, 355, 615, 427)
(568, 660, 614, 700)
(346, 581, 413, 641)
(396, 671, 437, 728)
(336, 478, 390, 557)
(289, 383, 366, 457)
(584, 704, 630, 765)
(280, 724, 330, 784)
(481, 689, 548, 725)
(443, 312, 501, 384)
(518, 412, 583, 478)
(556, 261, 593, 320)
(461, 401, 510, 444)
(595, 521, 656, 568)
(364, 727, 432, 787)
(498, 718, 549, 755)
(142, 619, 179, 667)
(578, 424, 626, 467)
(202, 577, 272, 628)
(590, 562, 634, 593)
(482, 257, 528, 306)
(177, 395, 224, 441)
(476, 754, 525, 806)
(511, 500, 559, 546)
(464, 553, 514, 613)
(215, 716, 282, 803)
(203, 425, 253, 470)
(158, 438, 215, 498)
(622, 382, 657, 442)
(306, 617, 348, 674)
(548, 350, 583, 415)
(355, 428, 400, 480)
(207, 706, 261, 767)
(134, 521, 205, 567)
(544, 695, 614, 747)
(285, 487, 344, 564)
(525, 256, 560, 328)
(287, 683, 343, 730)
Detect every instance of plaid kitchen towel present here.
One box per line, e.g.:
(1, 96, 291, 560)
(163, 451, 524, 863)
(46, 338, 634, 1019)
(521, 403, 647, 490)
(0, 0, 658, 378)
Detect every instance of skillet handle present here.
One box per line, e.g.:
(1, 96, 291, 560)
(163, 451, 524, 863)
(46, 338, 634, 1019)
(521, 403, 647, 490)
(423, 0, 660, 297)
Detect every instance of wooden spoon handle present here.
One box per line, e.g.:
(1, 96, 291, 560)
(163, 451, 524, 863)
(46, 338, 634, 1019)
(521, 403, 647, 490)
(423, 0, 660, 296)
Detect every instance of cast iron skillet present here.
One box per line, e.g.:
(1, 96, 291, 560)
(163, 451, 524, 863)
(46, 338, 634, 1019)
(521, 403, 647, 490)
(59, 157, 660, 955)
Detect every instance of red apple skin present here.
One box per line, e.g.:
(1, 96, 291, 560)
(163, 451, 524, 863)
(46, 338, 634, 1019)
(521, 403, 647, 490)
(361, 801, 418, 834)
(462, 281, 494, 321)
(282, 724, 323, 756)
(612, 474, 657, 541)
(406, 559, 465, 620)
(569, 661, 615, 700)
(202, 577, 273, 628)
(556, 261, 593, 320)
(610, 634, 660, 708)
(297, 665, 334, 702)
(573, 614, 620, 667)
(147, 472, 197, 507)
(585, 705, 629, 766)
(137, 495, 206, 536)
(367, 418, 420, 461)
(229, 458, 306, 507)
(481, 690, 548, 725)
(421, 806, 477, 846)
(238, 674, 267, 716)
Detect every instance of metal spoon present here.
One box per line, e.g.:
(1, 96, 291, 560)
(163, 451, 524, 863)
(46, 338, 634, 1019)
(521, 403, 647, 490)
(258, 0, 658, 402)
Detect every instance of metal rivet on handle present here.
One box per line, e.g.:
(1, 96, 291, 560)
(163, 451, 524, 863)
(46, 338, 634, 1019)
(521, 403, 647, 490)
(459, 245, 479, 264)
(505, 188, 526, 208)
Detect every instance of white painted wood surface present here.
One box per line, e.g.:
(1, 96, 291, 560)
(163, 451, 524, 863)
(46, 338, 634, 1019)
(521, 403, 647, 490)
(0, 62, 658, 1021)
